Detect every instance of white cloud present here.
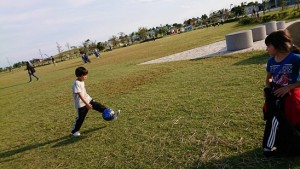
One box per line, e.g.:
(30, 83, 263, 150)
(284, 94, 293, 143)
(130, 0, 157, 2)
(129, 0, 173, 3)
(63, 0, 97, 7)
(0, 8, 52, 24)
(0, 0, 39, 10)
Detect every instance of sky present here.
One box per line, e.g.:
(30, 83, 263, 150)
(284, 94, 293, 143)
(0, 0, 253, 68)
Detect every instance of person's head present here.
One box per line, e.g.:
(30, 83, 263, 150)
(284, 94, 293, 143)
(26, 61, 32, 67)
(75, 67, 88, 81)
(265, 30, 293, 56)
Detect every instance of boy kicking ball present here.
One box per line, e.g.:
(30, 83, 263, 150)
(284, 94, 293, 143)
(71, 67, 120, 137)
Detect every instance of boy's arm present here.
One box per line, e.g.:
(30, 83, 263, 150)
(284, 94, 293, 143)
(265, 72, 272, 88)
(77, 92, 93, 109)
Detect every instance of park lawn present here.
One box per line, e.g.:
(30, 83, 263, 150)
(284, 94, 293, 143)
(1, 18, 300, 168)
(1, 49, 300, 168)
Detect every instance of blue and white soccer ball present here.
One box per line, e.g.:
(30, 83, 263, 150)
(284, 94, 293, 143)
(102, 108, 119, 121)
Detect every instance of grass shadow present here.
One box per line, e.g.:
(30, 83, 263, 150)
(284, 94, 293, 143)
(188, 148, 300, 169)
(51, 126, 106, 148)
(51, 136, 87, 148)
(0, 126, 106, 159)
(233, 52, 269, 66)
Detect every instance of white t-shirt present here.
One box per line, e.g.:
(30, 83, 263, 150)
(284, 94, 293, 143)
(72, 80, 92, 109)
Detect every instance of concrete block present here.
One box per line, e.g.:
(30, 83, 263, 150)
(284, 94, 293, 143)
(264, 21, 277, 35)
(277, 21, 286, 30)
(251, 25, 267, 41)
(226, 30, 254, 51)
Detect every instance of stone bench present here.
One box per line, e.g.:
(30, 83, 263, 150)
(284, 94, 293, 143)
(251, 25, 266, 42)
(225, 30, 253, 51)
(277, 21, 286, 30)
(264, 21, 277, 35)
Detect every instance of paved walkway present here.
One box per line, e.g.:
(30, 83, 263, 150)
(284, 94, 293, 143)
(141, 20, 299, 65)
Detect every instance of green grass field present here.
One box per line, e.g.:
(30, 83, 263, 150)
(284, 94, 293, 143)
(1, 19, 300, 168)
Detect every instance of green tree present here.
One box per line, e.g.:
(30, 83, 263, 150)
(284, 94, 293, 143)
(97, 42, 106, 51)
(13, 62, 22, 68)
(137, 27, 148, 41)
(280, 0, 287, 10)
(82, 39, 90, 48)
(172, 23, 182, 28)
(296, 0, 300, 9)
(129, 32, 136, 42)
(231, 5, 245, 17)
(119, 32, 129, 46)
(108, 35, 119, 48)
(201, 14, 208, 20)
(262, 0, 267, 13)
(157, 26, 168, 36)
(80, 39, 97, 55)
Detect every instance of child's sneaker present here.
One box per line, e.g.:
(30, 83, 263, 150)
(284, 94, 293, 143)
(72, 131, 81, 137)
(263, 147, 280, 157)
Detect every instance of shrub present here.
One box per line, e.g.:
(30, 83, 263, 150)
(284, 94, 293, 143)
(278, 11, 289, 19)
(271, 14, 278, 19)
(289, 10, 300, 19)
(238, 16, 257, 25)
(262, 15, 272, 23)
(224, 17, 239, 23)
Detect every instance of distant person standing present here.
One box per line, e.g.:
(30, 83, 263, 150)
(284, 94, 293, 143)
(26, 62, 39, 82)
(252, 8, 256, 17)
(94, 48, 100, 58)
(80, 51, 90, 64)
(51, 56, 56, 65)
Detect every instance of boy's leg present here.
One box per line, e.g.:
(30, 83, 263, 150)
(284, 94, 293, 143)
(71, 107, 89, 134)
(32, 73, 39, 80)
(90, 100, 107, 112)
(90, 100, 120, 121)
(29, 74, 32, 82)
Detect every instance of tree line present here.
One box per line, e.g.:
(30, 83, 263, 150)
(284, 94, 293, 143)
(2, 0, 299, 72)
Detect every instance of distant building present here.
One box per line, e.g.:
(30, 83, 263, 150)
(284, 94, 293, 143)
(245, 6, 260, 15)
(268, 0, 297, 8)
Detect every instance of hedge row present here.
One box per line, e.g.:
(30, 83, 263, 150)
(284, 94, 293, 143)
(238, 9, 300, 25)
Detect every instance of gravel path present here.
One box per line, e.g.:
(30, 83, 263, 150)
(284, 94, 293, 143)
(141, 20, 299, 65)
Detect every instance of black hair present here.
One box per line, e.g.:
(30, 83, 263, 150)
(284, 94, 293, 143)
(265, 30, 293, 53)
(75, 67, 88, 77)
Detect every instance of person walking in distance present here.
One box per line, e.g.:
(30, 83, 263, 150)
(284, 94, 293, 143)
(26, 61, 39, 83)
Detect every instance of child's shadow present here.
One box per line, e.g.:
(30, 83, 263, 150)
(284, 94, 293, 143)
(0, 126, 106, 158)
(51, 126, 106, 148)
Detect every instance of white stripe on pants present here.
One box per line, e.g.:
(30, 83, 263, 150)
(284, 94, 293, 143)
(267, 116, 279, 148)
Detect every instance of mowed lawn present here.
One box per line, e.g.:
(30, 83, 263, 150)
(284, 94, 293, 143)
(1, 21, 300, 169)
